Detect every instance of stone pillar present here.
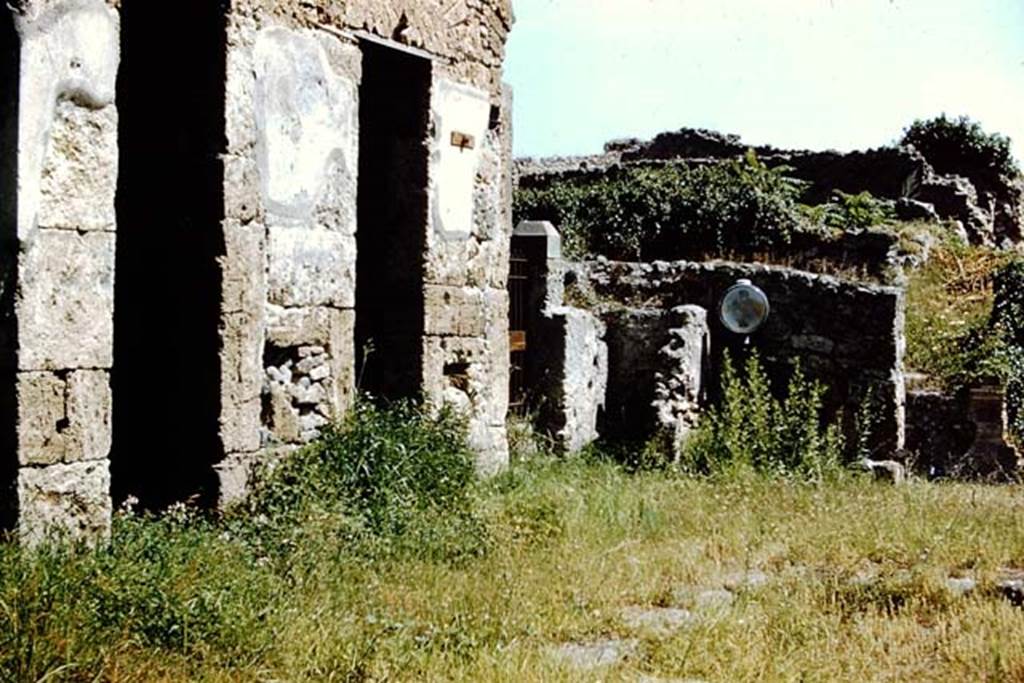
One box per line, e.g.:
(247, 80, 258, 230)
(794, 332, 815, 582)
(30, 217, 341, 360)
(2, 0, 119, 542)
(652, 305, 710, 460)
(422, 75, 512, 475)
(215, 17, 361, 503)
(512, 220, 564, 314)
(532, 306, 608, 453)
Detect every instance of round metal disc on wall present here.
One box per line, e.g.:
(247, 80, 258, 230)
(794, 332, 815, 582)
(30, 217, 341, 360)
(719, 279, 770, 335)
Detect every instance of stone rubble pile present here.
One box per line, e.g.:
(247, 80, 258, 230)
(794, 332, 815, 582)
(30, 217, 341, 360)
(263, 345, 334, 445)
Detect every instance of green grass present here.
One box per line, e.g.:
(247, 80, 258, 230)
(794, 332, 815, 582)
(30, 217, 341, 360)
(4, 453, 1024, 681)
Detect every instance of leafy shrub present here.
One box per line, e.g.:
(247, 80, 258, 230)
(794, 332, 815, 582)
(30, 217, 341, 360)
(241, 399, 487, 560)
(514, 152, 803, 260)
(901, 115, 1021, 187)
(680, 351, 844, 478)
(806, 190, 896, 230)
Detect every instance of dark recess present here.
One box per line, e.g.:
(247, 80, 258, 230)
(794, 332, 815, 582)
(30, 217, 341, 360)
(112, 0, 228, 510)
(0, 10, 19, 532)
(355, 42, 431, 401)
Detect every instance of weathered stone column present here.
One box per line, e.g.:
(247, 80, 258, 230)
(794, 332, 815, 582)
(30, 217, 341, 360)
(423, 77, 514, 474)
(1, 0, 119, 542)
(215, 11, 360, 502)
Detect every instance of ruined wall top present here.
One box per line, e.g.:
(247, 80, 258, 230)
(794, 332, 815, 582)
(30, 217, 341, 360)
(232, 0, 513, 91)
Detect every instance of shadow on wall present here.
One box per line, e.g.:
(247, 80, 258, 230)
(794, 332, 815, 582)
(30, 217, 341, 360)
(112, 0, 228, 510)
(0, 9, 19, 531)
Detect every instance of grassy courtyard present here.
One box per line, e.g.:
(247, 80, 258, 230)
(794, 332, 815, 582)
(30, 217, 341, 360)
(3, 441, 1024, 682)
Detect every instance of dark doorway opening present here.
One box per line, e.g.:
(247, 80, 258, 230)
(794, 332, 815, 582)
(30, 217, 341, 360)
(355, 42, 431, 401)
(112, 0, 227, 510)
(0, 10, 19, 531)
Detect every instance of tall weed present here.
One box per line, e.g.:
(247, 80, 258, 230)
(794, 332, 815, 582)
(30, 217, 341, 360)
(681, 351, 843, 478)
(238, 399, 488, 562)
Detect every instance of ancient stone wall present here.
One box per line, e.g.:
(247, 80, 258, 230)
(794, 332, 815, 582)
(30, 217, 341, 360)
(219, 0, 514, 491)
(574, 259, 906, 455)
(531, 306, 607, 453)
(904, 387, 975, 477)
(1, 0, 120, 542)
(2, 0, 514, 539)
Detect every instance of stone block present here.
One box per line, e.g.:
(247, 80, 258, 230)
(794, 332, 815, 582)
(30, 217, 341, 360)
(16, 0, 120, 241)
(265, 383, 300, 443)
(266, 304, 334, 348)
(221, 220, 265, 315)
(468, 422, 508, 476)
(18, 460, 111, 545)
(66, 370, 112, 462)
(424, 285, 486, 337)
(327, 307, 355, 417)
(37, 102, 118, 231)
(537, 306, 608, 453)
(422, 336, 488, 409)
(225, 40, 258, 155)
(220, 309, 264, 454)
(223, 154, 262, 225)
(267, 227, 355, 308)
(16, 372, 65, 466)
(214, 452, 274, 509)
(18, 229, 114, 371)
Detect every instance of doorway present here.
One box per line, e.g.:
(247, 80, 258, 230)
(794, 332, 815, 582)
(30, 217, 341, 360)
(111, 0, 227, 509)
(354, 41, 432, 401)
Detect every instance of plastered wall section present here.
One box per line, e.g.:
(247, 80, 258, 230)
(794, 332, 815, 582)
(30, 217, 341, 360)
(422, 76, 513, 475)
(216, 13, 361, 502)
(10, 0, 120, 542)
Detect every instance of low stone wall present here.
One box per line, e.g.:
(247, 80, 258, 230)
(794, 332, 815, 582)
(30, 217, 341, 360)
(600, 308, 680, 441)
(574, 259, 906, 455)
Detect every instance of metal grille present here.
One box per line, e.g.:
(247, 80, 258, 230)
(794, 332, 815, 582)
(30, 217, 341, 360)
(508, 250, 528, 411)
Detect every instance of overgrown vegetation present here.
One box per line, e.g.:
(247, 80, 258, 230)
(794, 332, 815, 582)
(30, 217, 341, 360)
(903, 235, 1014, 390)
(681, 351, 844, 478)
(800, 190, 896, 231)
(901, 114, 1022, 188)
(238, 400, 488, 563)
(514, 152, 803, 260)
(901, 231, 1024, 399)
(4, 420, 1024, 680)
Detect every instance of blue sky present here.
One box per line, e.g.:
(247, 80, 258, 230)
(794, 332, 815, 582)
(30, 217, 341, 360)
(505, 0, 1024, 163)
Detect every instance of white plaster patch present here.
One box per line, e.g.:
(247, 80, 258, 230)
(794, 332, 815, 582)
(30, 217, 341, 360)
(253, 28, 357, 222)
(430, 79, 490, 239)
(266, 228, 355, 308)
(16, 0, 120, 239)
